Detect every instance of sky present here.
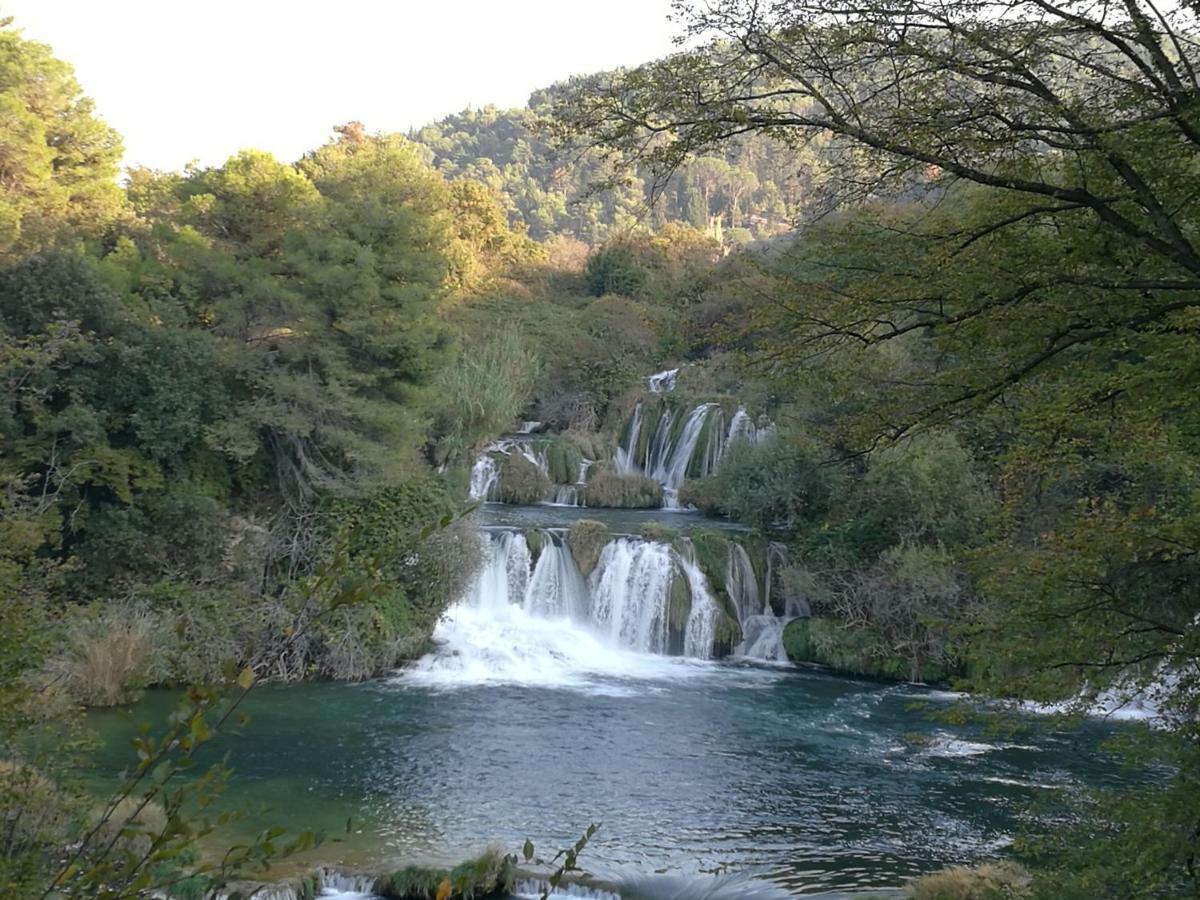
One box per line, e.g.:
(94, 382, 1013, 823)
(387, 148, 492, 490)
(6, 0, 678, 172)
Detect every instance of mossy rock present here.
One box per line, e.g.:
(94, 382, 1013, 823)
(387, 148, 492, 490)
(545, 438, 584, 485)
(582, 463, 663, 509)
(524, 529, 546, 565)
(638, 522, 679, 543)
(374, 849, 514, 899)
(567, 519, 609, 577)
(712, 610, 742, 657)
(497, 453, 552, 504)
(666, 565, 692, 655)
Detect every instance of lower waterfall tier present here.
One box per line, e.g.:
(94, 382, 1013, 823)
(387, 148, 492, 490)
(411, 528, 796, 685)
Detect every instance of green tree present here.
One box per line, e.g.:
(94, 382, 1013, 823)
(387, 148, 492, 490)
(0, 17, 124, 262)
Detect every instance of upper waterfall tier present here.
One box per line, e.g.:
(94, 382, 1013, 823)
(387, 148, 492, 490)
(615, 399, 774, 508)
(468, 395, 774, 512)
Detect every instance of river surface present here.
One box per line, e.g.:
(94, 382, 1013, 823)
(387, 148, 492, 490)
(89, 662, 1132, 897)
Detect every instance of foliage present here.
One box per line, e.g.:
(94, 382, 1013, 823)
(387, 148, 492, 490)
(373, 849, 514, 899)
(681, 432, 836, 529)
(496, 453, 553, 505)
(428, 327, 542, 466)
(0, 19, 125, 262)
(581, 463, 663, 509)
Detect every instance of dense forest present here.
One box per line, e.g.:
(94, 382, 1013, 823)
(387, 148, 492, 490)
(1, 1, 1199, 898)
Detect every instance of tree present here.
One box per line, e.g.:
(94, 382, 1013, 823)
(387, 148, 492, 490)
(556, 2, 1200, 890)
(0, 18, 125, 262)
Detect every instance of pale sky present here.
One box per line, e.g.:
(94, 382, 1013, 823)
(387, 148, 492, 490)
(5, 0, 678, 172)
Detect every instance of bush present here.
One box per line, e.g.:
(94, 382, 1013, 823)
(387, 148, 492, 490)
(691, 432, 836, 529)
(582, 464, 663, 508)
(497, 453, 552, 504)
(781, 617, 953, 683)
(568, 520, 610, 577)
(374, 849, 514, 899)
(905, 862, 1030, 899)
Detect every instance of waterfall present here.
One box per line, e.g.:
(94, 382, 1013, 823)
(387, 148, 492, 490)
(737, 615, 789, 663)
(726, 542, 763, 625)
(468, 454, 500, 501)
(407, 527, 810, 685)
(648, 403, 718, 508)
(615, 403, 643, 474)
(677, 540, 720, 659)
(588, 539, 676, 653)
(647, 367, 679, 393)
(721, 541, 798, 662)
(613, 398, 775, 509)
(468, 436, 588, 506)
(408, 530, 711, 688)
(525, 532, 589, 621)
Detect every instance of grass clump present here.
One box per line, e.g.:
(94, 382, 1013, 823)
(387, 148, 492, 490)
(568, 520, 610, 577)
(905, 862, 1030, 899)
(47, 604, 164, 707)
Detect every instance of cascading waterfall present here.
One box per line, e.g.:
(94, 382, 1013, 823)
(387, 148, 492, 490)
(469, 436, 595, 505)
(726, 542, 762, 625)
(729, 542, 794, 661)
(677, 540, 721, 660)
(647, 367, 679, 393)
(411, 529, 770, 686)
(589, 538, 676, 653)
(649, 403, 718, 508)
(614, 399, 775, 509)
(615, 405, 643, 475)
(525, 532, 589, 620)
(468, 454, 500, 501)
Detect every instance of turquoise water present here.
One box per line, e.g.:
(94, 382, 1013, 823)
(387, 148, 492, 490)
(87, 663, 1132, 896)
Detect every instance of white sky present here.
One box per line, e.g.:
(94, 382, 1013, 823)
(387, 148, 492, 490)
(5, 0, 678, 172)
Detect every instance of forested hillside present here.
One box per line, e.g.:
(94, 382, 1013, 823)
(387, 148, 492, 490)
(410, 100, 833, 243)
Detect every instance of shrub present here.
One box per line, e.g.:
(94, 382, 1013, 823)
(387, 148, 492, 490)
(905, 862, 1030, 899)
(374, 849, 514, 899)
(568, 520, 610, 577)
(497, 453, 552, 504)
(582, 464, 663, 509)
(0, 761, 77, 864)
(781, 617, 953, 683)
